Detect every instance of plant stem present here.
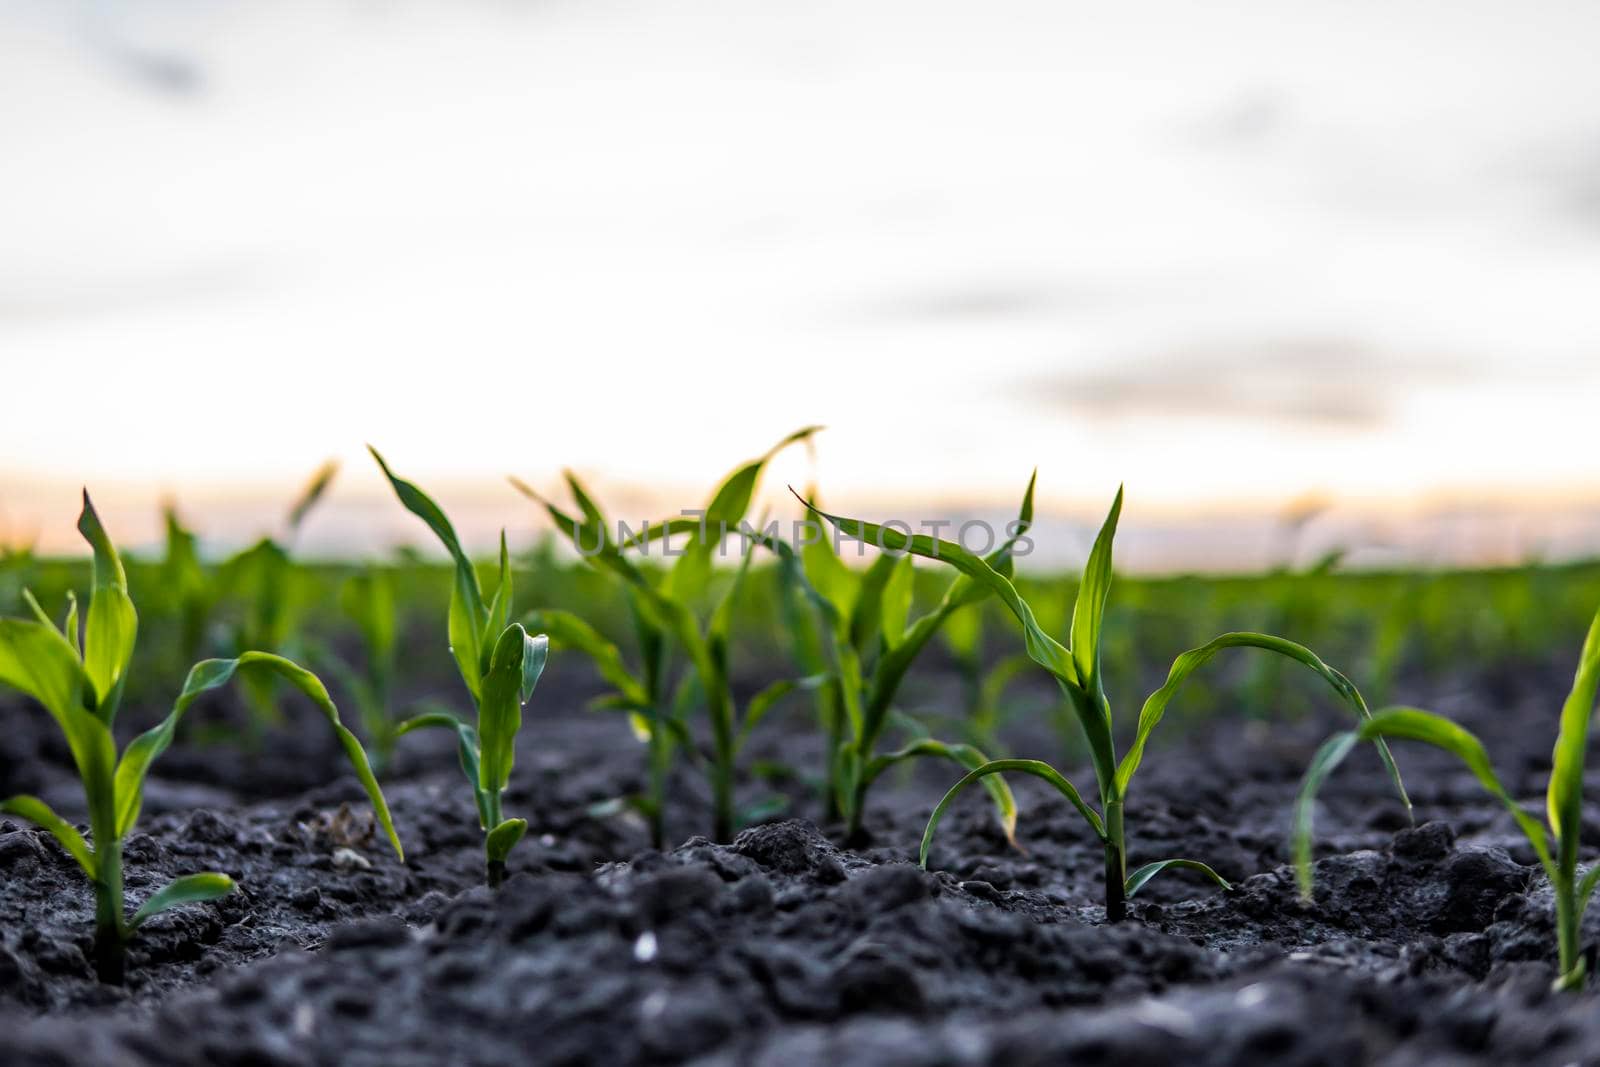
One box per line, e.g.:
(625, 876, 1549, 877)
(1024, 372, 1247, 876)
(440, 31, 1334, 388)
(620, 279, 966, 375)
(708, 678, 735, 843)
(712, 769, 733, 844)
(1103, 799, 1126, 923)
(86, 751, 125, 984)
(91, 839, 125, 985)
(821, 687, 843, 823)
(1555, 875, 1582, 989)
(647, 708, 669, 850)
(483, 790, 503, 888)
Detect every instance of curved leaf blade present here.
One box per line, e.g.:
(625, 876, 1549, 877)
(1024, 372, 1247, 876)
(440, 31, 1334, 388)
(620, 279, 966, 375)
(1125, 858, 1232, 898)
(1548, 609, 1600, 871)
(0, 617, 91, 725)
(77, 492, 138, 719)
(865, 739, 1019, 845)
(0, 794, 95, 877)
(1293, 709, 1550, 899)
(128, 872, 235, 930)
(370, 447, 487, 697)
(1117, 631, 1410, 825)
(116, 654, 403, 860)
(286, 459, 339, 533)
(396, 709, 490, 826)
(920, 758, 1105, 870)
(478, 626, 546, 796)
(1069, 486, 1122, 712)
(485, 818, 528, 865)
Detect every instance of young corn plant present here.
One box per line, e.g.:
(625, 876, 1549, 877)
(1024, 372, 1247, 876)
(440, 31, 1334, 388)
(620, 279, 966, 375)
(805, 484, 1411, 921)
(0, 493, 401, 983)
(159, 505, 214, 665)
(512, 428, 818, 845)
(210, 460, 340, 727)
(314, 565, 402, 774)
(746, 478, 1038, 843)
(370, 449, 549, 887)
(1293, 607, 1600, 991)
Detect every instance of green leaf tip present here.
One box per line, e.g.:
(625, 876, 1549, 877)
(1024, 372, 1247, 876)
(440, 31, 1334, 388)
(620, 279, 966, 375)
(129, 872, 236, 929)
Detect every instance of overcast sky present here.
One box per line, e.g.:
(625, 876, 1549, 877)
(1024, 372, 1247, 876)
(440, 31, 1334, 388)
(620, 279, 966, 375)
(4, 1, 1600, 564)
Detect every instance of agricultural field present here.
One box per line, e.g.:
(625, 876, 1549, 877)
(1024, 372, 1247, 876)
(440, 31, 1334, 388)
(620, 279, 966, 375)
(5, 450, 1600, 1065)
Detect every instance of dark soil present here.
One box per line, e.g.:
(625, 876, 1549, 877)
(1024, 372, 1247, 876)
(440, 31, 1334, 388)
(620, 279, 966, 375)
(5, 655, 1600, 1066)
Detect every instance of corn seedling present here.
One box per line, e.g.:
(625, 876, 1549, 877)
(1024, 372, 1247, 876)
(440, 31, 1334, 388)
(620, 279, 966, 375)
(736, 478, 1036, 842)
(0, 493, 400, 983)
(513, 428, 818, 845)
(1294, 607, 1600, 990)
(313, 565, 402, 774)
(371, 449, 549, 886)
(159, 505, 214, 664)
(187, 460, 339, 728)
(806, 484, 1411, 921)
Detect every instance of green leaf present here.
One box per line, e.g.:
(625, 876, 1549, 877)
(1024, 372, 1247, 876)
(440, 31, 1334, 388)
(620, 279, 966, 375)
(517, 627, 549, 704)
(1289, 731, 1358, 899)
(0, 617, 91, 725)
(563, 470, 608, 529)
(616, 516, 703, 551)
(0, 795, 95, 877)
(920, 758, 1105, 870)
(77, 492, 138, 720)
(855, 479, 1034, 749)
(477, 626, 546, 796)
(116, 654, 403, 860)
(485, 818, 528, 864)
(370, 447, 487, 698)
(709, 535, 758, 653)
(666, 427, 821, 602)
(396, 709, 490, 827)
(879, 555, 915, 648)
(1124, 858, 1232, 898)
(1069, 486, 1122, 713)
(717, 427, 822, 527)
(0, 617, 118, 806)
(1293, 708, 1551, 899)
(801, 507, 857, 614)
(1548, 609, 1600, 873)
(479, 532, 514, 678)
(1116, 631, 1411, 823)
(864, 738, 1019, 845)
(286, 459, 339, 533)
(22, 588, 55, 629)
(62, 592, 80, 658)
(128, 872, 235, 930)
(847, 552, 905, 657)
